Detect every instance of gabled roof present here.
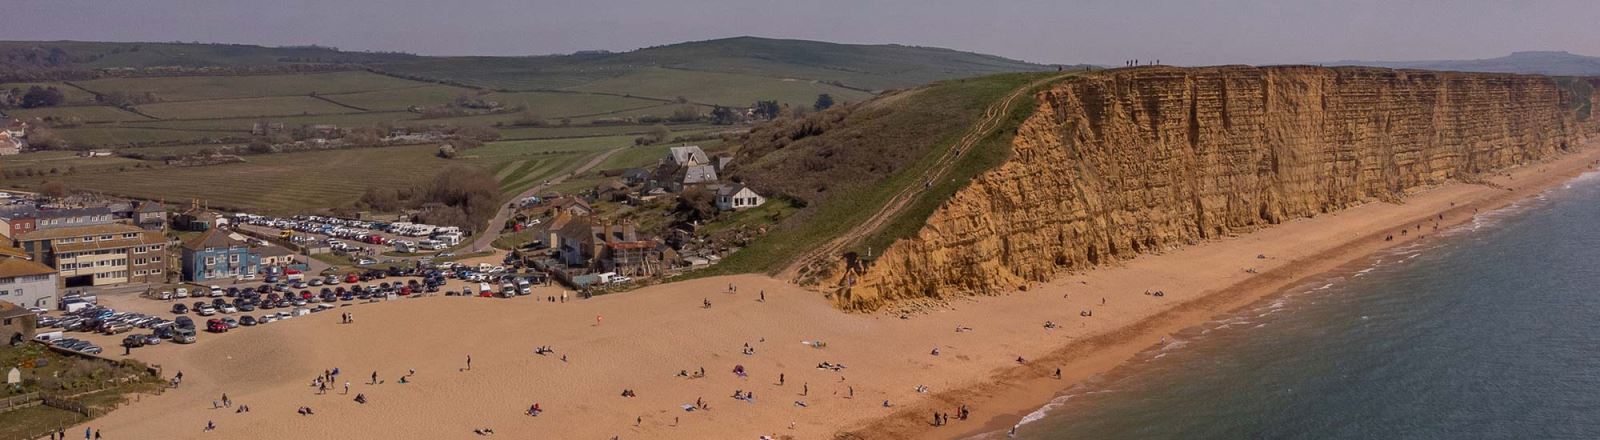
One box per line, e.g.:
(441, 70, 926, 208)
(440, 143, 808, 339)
(682, 164, 718, 185)
(135, 201, 166, 213)
(668, 146, 709, 166)
(716, 184, 748, 196)
(181, 228, 247, 251)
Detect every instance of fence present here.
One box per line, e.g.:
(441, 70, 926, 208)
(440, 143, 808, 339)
(0, 392, 41, 412)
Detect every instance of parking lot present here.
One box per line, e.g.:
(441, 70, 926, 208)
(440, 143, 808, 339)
(32, 260, 559, 360)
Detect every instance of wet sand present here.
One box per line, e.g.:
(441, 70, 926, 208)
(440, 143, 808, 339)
(67, 144, 1599, 440)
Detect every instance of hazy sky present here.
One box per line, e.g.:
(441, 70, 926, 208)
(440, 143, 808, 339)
(8, 0, 1598, 66)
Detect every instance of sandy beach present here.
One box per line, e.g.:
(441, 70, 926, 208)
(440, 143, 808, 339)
(59, 143, 1599, 440)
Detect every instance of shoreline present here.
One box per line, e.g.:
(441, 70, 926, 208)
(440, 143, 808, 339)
(849, 144, 1600, 440)
(55, 146, 1600, 440)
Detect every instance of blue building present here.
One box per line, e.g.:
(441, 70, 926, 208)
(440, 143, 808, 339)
(180, 228, 260, 282)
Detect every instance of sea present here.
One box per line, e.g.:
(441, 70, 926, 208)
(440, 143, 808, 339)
(991, 170, 1600, 440)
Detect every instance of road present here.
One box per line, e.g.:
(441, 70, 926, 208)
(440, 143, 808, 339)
(469, 146, 625, 252)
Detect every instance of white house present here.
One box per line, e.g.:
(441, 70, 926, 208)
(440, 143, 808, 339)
(715, 185, 766, 211)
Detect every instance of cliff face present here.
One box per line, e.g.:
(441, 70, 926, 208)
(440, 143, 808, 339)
(837, 66, 1595, 310)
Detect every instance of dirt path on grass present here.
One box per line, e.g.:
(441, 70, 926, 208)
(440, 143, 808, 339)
(470, 146, 624, 251)
(779, 74, 1070, 284)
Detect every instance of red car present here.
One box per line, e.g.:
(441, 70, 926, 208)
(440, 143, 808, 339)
(300, 291, 315, 300)
(206, 319, 229, 333)
(345, 273, 360, 284)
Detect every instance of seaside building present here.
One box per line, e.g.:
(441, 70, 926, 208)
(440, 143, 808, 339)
(180, 228, 261, 282)
(10, 223, 167, 287)
(0, 246, 60, 310)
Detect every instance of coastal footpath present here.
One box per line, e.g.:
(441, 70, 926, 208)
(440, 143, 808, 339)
(840, 66, 1600, 310)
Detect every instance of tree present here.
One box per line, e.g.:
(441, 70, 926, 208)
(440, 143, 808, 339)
(710, 106, 738, 125)
(20, 86, 64, 108)
(39, 180, 68, 199)
(25, 127, 66, 150)
(814, 93, 835, 111)
(437, 144, 458, 159)
(753, 100, 781, 119)
(674, 186, 718, 222)
(669, 106, 702, 122)
(246, 138, 278, 154)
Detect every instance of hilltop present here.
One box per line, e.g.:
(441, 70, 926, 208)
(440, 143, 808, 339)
(1335, 51, 1600, 76)
(0, 37, 1055, 95)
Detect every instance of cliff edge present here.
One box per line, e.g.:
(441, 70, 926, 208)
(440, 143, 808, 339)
(835, 65, 1598, 310)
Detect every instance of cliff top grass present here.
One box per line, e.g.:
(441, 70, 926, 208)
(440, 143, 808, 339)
(697, 71, 1072, 276)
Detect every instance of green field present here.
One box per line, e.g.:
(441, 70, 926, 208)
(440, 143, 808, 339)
(6, 105, 151, 122)
(137, 95, 355, 119)
(568, 67, 873, 107)
(50, 125, 232, 146)
(8, 145, 451, 212)
(317, 84, 472, 110)
(0, 82, 98, 103)
(73, 71, 427, 101)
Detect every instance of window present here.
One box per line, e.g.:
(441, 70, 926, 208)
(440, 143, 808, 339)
(135, 258, 148, 265)
(151, 269, 162, 275)
(151, 245, 162, 251)
(100, 235, 113, 240)
(153, 257, 162, 263)
(229, 254, 240, 264)
(205, 256, 216, 266)
(123, 233, 138, 239)
(135, 246, 147, 253)
(60, 237, 76, 244)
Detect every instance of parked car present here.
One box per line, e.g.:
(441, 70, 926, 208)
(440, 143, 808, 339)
(239, 315, 257, 326)
(173, 328, 197, 344)
(196, 305, 217, 316)
(172, 304, 189, 314)
(205, 319, 228, 333)
(175, 288, 190, 298)
(220, 304, 239, 314)
(221, 317, 239, 328)
(174, 316, 195, 329)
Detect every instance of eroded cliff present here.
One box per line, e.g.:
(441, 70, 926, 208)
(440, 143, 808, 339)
(836, 66, 1596, 310)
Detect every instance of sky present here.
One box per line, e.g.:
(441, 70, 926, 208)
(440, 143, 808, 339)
(7, 0, 1599, 66)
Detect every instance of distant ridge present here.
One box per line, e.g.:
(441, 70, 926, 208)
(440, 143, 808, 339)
(0, 36, 1067, 92)
(1334, 51, 1600, 76)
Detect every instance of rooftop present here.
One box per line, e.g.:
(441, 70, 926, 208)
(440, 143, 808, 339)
(0, 255, 55, 279)
(15, 223, 146, 242)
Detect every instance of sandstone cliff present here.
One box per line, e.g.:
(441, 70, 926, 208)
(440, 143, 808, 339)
(836, 66, 1596, 310)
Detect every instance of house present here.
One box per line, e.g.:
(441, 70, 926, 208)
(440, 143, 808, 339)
(11, 223, 167, 286)
(108, 201, 166, 231)
(715, 155, 733, 172)
(550, 197, 594, 217)
(256, 245, 298, 267)
(0, 132, 22, 156)
(619, 168, 651, 186)
(550, 217, 671, 275)
(668, 146, 710, 167)
(180, 228, 261, 282)
(77, 150, 114, 158)
(0, 250, 58, 310)
(715, 184, 767, 211)
(1, 302, 36, 345)
(173, 207, 220, 232)
(593, 179, 630, 202)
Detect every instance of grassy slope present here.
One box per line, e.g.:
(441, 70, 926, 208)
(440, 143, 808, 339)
(698, 72, 1058, 276)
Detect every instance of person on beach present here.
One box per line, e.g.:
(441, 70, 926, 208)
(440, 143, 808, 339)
(344, 381, 350, 394)
(760, 290, 765, 302)
(1054, 368, 1062, 379)
(466, 355, 473, 371)
(372, 371, 378, 385)
(803, 383, 808, 396)
(779, 373, 785, 385)
(204, 421, 215, 432)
